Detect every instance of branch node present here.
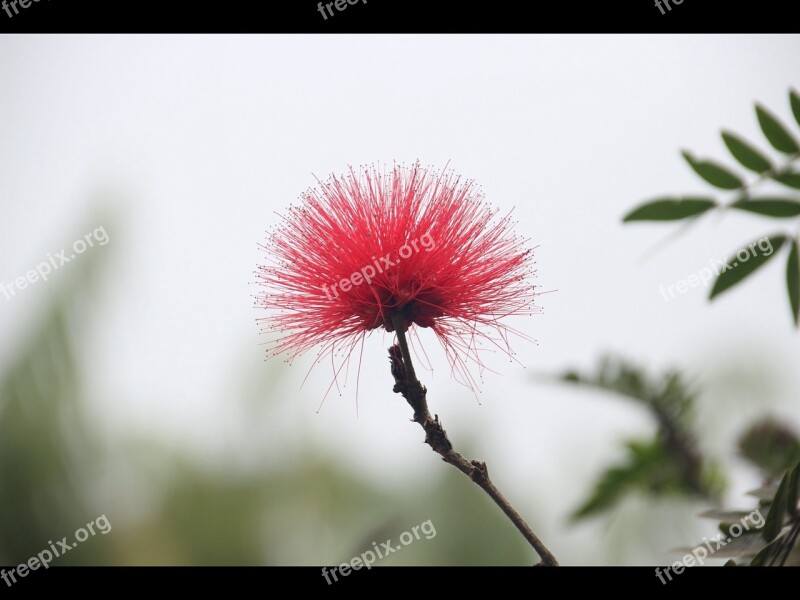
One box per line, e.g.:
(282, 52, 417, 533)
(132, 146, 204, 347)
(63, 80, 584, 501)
(470, 460, 489, 483)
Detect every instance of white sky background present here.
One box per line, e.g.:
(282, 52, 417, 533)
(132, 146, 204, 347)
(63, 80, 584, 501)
(1, 34, 799, 565)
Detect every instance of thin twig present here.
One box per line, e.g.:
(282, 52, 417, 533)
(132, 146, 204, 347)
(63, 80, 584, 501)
(388, 317, 559, 566)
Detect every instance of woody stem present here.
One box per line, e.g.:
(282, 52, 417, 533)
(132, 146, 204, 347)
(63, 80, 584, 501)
(389, 313, 559, 567)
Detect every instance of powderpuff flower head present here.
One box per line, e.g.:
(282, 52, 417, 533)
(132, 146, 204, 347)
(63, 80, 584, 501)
(256, 162, 540, 390)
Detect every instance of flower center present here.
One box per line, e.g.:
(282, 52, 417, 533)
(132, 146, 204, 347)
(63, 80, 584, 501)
(381, 295, 444, 332)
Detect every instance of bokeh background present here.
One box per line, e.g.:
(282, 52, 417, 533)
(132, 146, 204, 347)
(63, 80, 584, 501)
(1, 35, 799, 566)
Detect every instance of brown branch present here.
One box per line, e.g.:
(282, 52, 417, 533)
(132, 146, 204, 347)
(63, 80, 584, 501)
(388, 326, 559, 566)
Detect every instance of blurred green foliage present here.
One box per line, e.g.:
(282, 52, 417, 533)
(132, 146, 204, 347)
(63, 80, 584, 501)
(560, 356, 723, 520)
(559, 356, 800, 564)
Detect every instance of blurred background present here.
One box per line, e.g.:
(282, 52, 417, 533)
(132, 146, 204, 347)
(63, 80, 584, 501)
(1, 35, 799, 566)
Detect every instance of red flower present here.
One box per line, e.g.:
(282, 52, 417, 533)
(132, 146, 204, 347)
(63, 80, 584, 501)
(256, 162, 540, 389)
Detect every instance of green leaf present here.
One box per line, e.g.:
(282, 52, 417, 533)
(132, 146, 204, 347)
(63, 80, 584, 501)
(699, 509, 754, 522)
(623, 197, 717, 222)
(791, 88, 800, 129)
(750, 538, 781, 566)
(747, 483, 779, 501)
(571, 438, 685, 520)
(756, 104, 800, 154)
(709, 235, 787, 300)
(719, 521, 764, 539)
(788, 462, 800, 517)
(731, 198, 800, 218)
(775, 172, 800, 189)
(788, 240, 800, 327)
(722, 131, 773, 174)
(762, 470, 790, 542)
(682, 151, 744, 190)
(689, 532, 766, 559)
